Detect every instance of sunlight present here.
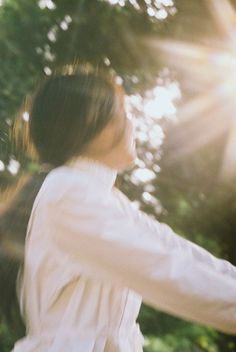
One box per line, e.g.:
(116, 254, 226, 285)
(142, 191, 158, 205)
(105, 0, 176, 19)
(38, 0, 56, 10)
(44, 66, 52, 75)
(127, 80, 181, 122)
(7, 159, 20, 175)
(145, 0, 236, 179)
(0, 160, 5, 172)
(131, 168, 156, 183)
(126, 79, 180, 153)
(207, 0, 236, 39)
(22, 111, 29, 122)
(143, 83, 181, 119)
(47, 26, 57, 42)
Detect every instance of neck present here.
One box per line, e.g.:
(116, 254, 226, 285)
(81, 151, 134, 173)
(65, 155, 118, 192)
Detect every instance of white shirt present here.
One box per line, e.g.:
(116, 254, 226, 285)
(12, 156, 236, 352)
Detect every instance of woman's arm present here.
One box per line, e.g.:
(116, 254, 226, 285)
(47, 186, 236, 335)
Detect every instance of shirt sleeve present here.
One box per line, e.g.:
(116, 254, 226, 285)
(47, 185, 236, 335)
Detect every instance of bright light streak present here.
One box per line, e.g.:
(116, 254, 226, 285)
(207, 0, 236, 40)
(220, 119, 236, 180)
(146, 0, 236, 179)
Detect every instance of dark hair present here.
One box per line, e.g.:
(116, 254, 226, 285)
(0, 65, 126, 335)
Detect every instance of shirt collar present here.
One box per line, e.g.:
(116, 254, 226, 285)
(65, 155, 118, 191)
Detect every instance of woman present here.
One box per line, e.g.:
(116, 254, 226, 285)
(1, 65, 236, 352)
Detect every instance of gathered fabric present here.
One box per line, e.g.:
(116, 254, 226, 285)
(13, 324, 144, 352)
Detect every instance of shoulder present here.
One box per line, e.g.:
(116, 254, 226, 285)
(37, 166, 90, 205)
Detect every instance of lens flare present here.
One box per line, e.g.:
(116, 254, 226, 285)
(146, 0, 236, 180)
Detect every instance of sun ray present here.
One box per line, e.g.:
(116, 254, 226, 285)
(144, 0, 236, 180)
(206, 0, 236, 39)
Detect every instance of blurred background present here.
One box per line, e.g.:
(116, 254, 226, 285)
(1, 0, 236, 351)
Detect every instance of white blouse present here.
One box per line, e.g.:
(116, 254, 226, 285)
(12, 156, 236, 352)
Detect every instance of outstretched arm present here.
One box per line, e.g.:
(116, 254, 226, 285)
(47, 186, 236, 335)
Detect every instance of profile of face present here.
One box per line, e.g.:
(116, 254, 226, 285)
(82, 95, 137, 172)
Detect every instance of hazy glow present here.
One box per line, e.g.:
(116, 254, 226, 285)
(131, 200, 141, 209)
(107, 0, 125, 5)
(142, 191, 158, 205)
(5, 118, 12, 126)
(115, 76, 123, 85)
(22, 111, 29, 122)
(132, 168, 156, 183)
(60, 21, 68, 31)
(44, 66, 52, 75)
(0, 160, 5, 172)
(135, 157, 146, 168)
(60, 14, 72, 31)
(7, 159, 20, 175)
(104, 57, 111, 66)
(156, 8, 168, 20)
(44, 44, 55, 62)
(126, 80, 180, 150)
(147, 0, 236, 179)
(105, 0, 176, 19)
(127, 81, 180, 122)
(129, 0, 140, 10)
(220, 120, 236, 179)
(47, 26, 57, 42)
(38, 0, 56, 10)
(148, 125, 165, 148)
(207, 0, 236, 40)
(65, 15, 72, 24)
(143, 83, 181, 119)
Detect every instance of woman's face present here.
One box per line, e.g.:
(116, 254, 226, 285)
(82, 98, 137, 171)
